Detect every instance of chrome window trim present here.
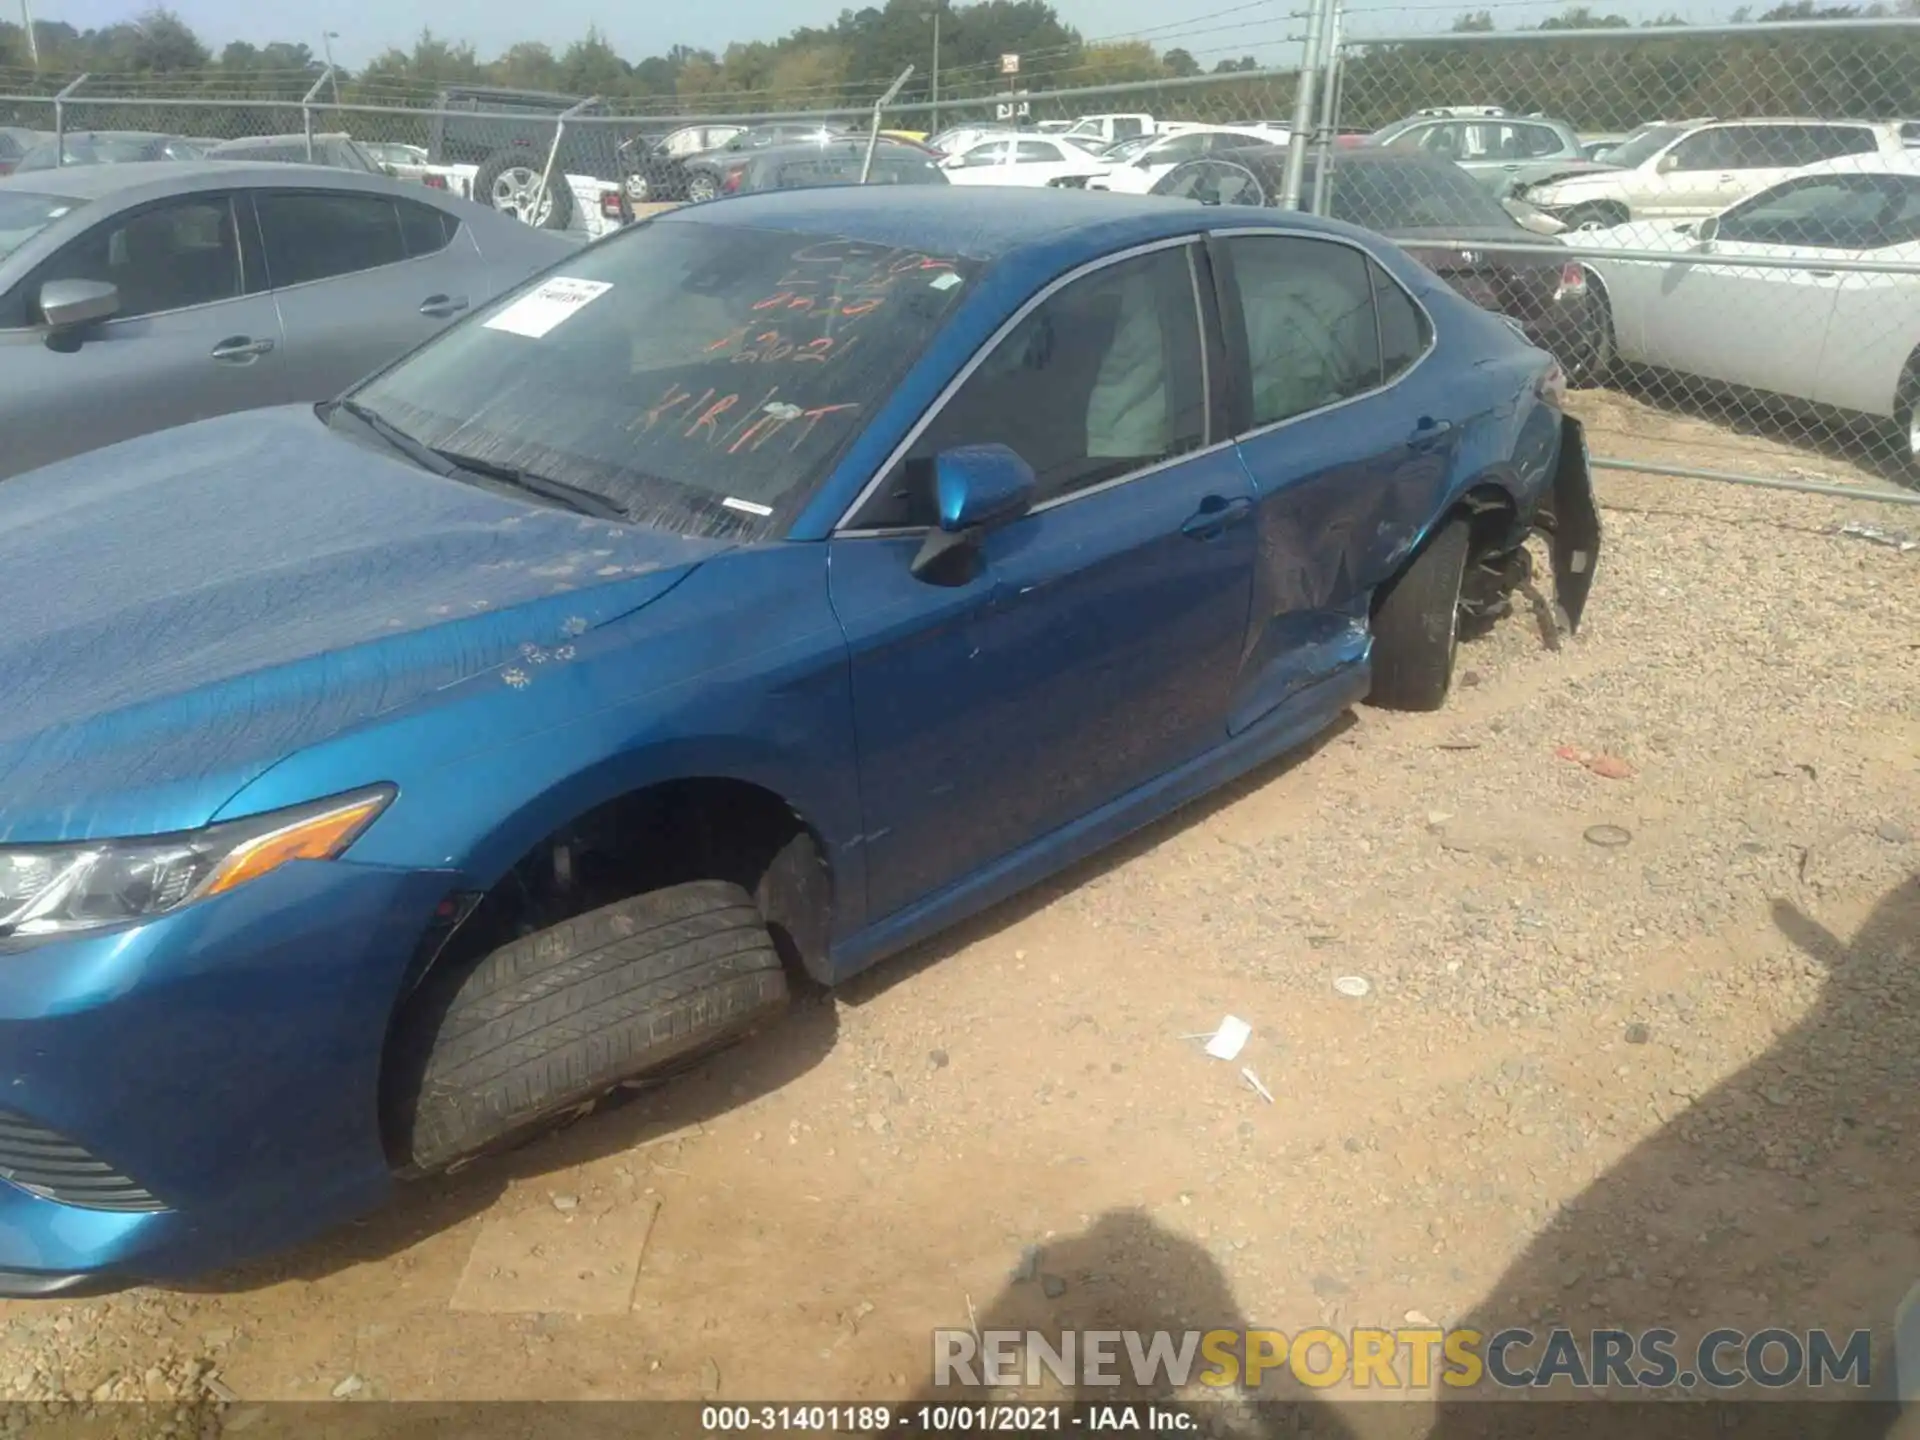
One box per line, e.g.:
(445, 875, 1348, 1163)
(1206, 225, 1439, 446)
(830, 233, 1209, 536)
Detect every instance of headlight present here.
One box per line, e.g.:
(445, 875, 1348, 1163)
(0, 787, 393, 941)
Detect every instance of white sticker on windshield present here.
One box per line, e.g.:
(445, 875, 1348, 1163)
(929, 272, 963, 291)
(722, 497, 774, 517)
(484, 277, 613, 339)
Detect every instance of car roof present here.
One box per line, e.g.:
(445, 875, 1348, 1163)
(32, 129, 178, 145)
(0, 159, 421, 202)
(656, 185, 1349, 262)
(1794, 150, 1920, 179)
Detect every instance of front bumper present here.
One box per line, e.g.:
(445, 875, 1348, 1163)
(0, 858, 449, 1292)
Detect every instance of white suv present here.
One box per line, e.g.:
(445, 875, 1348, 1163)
(1516, 117, 1906, 228)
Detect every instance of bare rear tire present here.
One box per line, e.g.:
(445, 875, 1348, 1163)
(384, 880, 788, 1173)
(1366, 514, 1471, 712)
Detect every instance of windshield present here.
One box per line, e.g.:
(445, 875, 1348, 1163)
(1322, 158, 1514, 230)
(1602, 123, 1684, 169)
(0, 190, 83, 260)
(346, 221, 981, 540)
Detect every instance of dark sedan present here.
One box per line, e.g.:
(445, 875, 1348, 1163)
(202, 133, 386, 173)
(1152, 146, 1606, 383)
(11, 130, 204, 173)
(715, 138, 948, 196)
(682, 124, 856, 201)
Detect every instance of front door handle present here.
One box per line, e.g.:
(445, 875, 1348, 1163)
(1408, 417, 1455, 451)
(210, 336, 274, 363)
(1180, 494, 1253, 541)
(419, 294, 470, 318)
(1806, 269, 1836, 278)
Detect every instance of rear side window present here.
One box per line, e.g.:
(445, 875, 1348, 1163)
(257, 191, 406, 286)
(1225, 235, 1381, 426)
(1802, 124, 1880, 162)
(396, 198, 458, 257)
(1370, 259, 1431, 381)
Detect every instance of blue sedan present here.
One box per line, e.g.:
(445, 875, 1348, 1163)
(0, 187, 1599, 1291)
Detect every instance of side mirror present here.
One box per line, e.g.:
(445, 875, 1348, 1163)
(39, 278, 120, 331)
(1694, 215, 1719, 246)
(910, 443, 1037, 584)
(1655, 152, 1680, 174)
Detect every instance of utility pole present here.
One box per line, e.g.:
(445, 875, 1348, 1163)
(1279, 0, 1332, 211)
(21, 0, 39, 71)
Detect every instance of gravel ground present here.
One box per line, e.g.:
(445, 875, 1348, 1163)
(0, 406, 1914, 1432)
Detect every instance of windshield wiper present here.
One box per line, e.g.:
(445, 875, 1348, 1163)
(325, 399, 628, 521)
(429, 447, 630, 521)
(328, 397, 459, 477)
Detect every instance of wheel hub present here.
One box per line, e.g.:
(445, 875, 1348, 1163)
(491, 166, 554, 225)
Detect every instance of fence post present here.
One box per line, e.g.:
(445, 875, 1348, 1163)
(862, 65, 916, 184)
(1279, 0, 1331, 209)
(301, 66, 333, 162)
(1308, 0, 1344, 216)
(533, 96, 598, 227)
(51, 71, 87, 166)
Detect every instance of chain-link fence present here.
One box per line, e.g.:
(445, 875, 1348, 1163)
(1326, 17, 1920, 503)
(6, 24, 1920, 507)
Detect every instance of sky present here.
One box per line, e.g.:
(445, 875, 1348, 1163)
(26, 0, 1748, 71)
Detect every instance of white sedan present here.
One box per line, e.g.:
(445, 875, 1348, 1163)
(941, 135, 1111, 188)
(1086, 126, 1288, 194)
(1580, 153, 1920, 470)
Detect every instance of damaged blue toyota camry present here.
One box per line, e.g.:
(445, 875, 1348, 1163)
(0, 186, 1599, 1291)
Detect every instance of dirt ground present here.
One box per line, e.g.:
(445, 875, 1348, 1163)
(2, 395, 1916, 1432)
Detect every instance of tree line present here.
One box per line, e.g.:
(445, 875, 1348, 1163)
(2, 0, 1919, 139)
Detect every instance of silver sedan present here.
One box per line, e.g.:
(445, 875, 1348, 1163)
(0, 161, 581, 480)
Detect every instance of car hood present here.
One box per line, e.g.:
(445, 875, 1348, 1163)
(0, 406, 725, 842)
(1520, 163, 1627, 195)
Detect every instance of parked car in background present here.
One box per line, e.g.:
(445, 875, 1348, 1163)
(1575, 153, 1920, 471)
(427, 85, 636, 233)
(1367, 111, 1591, 193)
(1035, 119, 1074, 134)
(681, 125, 857, 201)
(1062, 113, 1154, 147)
(659, 123, 745, 157)
(11, 131, 204, 173)
(203, 133, 385, 173)
(926, 124, 1010, 157)
(362, 142, 430, 169)
(1513, 117, 1907, 229)
(1152, 146, 1607, 384)
(0, 161, 577, 480)
(941, 133, 1110, 188)
(0, 184, 1595, 1294)
(1086, 125, 1295, 194)
(714, 138, 948, 195)
(0, 127, 47, 177)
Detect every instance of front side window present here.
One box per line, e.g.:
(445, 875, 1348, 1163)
(31, 196, 240, 320)
(257, 192, 407, 286)
(1226, 235, 1381, 427)
(852, 245, 1206, 528)
(958, 141, 1008, 167)
(351, 221, 980, 538)
(1015, 140, 1063, 163)
(1606, 123, 1686, 169)
(1719, 173, 1920, 248)
(1668, 127, 1743, 171)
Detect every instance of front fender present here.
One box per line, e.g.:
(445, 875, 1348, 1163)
(216, 545, 865, 924)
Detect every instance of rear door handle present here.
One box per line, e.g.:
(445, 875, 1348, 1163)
(210, 336, 273, 363)
(419, 294, 470, 318)
(1408, 417, 1455, 450)
(1180, 494, 1253, 541)
(1806, 269, 1836, 278)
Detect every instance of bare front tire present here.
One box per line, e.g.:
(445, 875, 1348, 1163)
(384, 880, 789, 1173)
(473, 150, 575, 231)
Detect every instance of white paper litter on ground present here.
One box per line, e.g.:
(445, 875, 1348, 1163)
(1333, 976, 1371, 998)
(1204, 1015, 1251, 1061)
(1241, 1068, 1275, 1103)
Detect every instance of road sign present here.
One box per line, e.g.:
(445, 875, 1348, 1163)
(999, 52, 1020, 75)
